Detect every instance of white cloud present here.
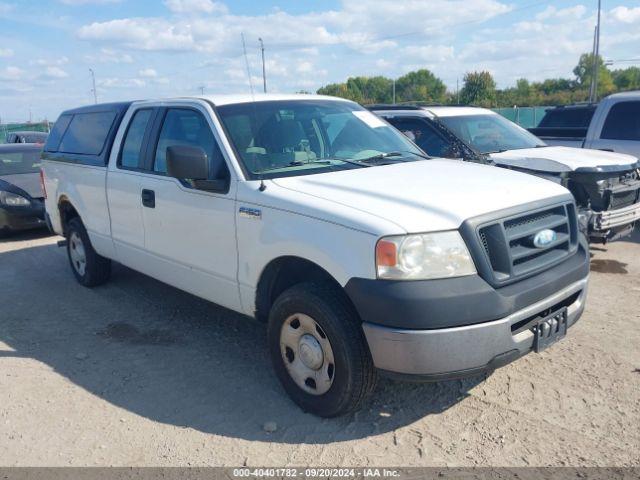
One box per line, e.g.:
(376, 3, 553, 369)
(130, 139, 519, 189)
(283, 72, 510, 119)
(536, 5, 587, 21)
(296, 62, 314, 74)
(610, 6, 640, 24)
(99, 77, 146, 88)
(138, 68, 158, 78)
(78, 18, 195, 51)
(85, 48, 134, 64)
(0, 66, 24, 81)
(44, 66, 69, 78)
(164, 0, 227, 15)
(0, 48, 13, 57)
(32, 56, 69, 67)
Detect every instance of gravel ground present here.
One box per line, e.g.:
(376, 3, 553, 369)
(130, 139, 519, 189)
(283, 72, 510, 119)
(0, 228, 639, 467)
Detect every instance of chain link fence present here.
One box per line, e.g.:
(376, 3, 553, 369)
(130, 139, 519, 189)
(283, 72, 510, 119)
(0, 122, 51, 143)
(492, 106, 552, 129)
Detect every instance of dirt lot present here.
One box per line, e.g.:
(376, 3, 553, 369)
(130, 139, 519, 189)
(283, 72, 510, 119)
(0, 228, 639, 467)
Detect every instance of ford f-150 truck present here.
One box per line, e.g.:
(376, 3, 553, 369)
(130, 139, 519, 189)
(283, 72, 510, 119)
(42, 95, 590, 417)
(370, 105, 640, 243)
(529, 91, 640, 159)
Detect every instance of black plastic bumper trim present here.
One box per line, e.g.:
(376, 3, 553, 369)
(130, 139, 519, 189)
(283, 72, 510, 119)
(345, 240, 589, 330)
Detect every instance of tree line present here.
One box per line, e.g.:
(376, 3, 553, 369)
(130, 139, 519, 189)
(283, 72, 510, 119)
(316, 53, 640, 107)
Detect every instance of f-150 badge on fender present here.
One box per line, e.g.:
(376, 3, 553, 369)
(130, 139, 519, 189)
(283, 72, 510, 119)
(239, 207, 262, 220)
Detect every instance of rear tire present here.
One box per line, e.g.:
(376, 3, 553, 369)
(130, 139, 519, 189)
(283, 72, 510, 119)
(267, 281, 377, 417)
(66, 217, 111, 287)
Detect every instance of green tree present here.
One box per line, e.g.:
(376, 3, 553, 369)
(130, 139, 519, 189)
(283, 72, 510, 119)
(395, 69, 446, 103)
(460, 71, 497, 107)
(573, 53, 614, 96)
(612, 67, 640, 90)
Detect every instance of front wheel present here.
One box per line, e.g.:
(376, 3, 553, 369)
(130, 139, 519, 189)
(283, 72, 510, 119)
(66, 217, 111, 287)
(267, 282, 377, 417)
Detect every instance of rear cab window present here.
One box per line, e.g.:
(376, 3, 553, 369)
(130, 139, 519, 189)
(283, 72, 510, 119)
(42, 103, 132, 167)
(59, 112, 117, 156)
(601, 101, 640, 141)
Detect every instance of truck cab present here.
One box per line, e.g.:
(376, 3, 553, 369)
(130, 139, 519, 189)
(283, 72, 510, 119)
(42, 95, 590, 417)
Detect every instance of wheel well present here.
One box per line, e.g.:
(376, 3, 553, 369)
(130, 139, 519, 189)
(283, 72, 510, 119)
(58, 198, 79, 236)
(255, 257, 343, 322)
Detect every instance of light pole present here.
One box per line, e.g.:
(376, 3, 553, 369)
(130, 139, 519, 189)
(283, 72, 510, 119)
(589, 0, 602, 103)
(89, 68, 98, 104)
(259, 37, 267, 93)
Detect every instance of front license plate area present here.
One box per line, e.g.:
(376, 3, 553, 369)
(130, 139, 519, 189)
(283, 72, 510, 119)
(533, 308, 568, 353)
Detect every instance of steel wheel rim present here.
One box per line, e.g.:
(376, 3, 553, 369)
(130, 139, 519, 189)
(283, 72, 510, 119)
(69, 232, 87, 276)
(280, 313, 335, 395)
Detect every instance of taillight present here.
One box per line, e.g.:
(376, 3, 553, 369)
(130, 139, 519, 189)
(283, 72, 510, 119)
(40, 169, 47, 199)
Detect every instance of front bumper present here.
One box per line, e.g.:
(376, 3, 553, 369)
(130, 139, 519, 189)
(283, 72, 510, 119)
(361, 277, 588, 379)
(594, 202, 640, 230)
(0, 200, 46, 233)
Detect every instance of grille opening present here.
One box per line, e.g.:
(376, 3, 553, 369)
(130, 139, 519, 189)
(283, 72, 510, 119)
(476, 202, 578, 286)
(609, 189, 640, 210)
(510, 291, 582, 335)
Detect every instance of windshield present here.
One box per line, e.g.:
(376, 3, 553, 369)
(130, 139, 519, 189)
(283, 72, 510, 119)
(439, 114, 545, 154)
(216, 100, 424, 179)
(0, 148, 42, 175)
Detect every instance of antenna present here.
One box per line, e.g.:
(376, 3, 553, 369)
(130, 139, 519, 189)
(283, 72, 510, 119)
(259, 37, 267, 93)
(89, 68, 98, 104)
(241, 33, 255, 98)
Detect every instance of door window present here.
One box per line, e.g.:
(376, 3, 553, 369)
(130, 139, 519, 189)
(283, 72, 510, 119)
(388, 118, 453, 158)
(120, 109, 153, 169)
(153, 108, 228, 180)
(601, 101, 640, 141)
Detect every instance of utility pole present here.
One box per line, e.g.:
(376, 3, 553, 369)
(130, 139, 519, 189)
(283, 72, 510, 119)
(89, 68, 98, 104)
(259, 38, 267, 93)
(199, 85, 205, 95)
(593, 0, 602, 102)
(392, 79, 396, 104)
(589, 0, 602, 103)
(456, 77, 460, 105)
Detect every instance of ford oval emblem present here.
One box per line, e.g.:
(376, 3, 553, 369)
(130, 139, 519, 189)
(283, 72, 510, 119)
(533, 229, 557, 249)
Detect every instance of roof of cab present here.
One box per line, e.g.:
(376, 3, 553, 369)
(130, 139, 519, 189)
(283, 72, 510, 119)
(59, 101, 133, 116)
(132, 93, 353, 108)
(368, 104, 495, 118)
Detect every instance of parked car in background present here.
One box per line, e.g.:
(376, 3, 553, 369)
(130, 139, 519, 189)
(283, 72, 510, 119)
(529, 91, 640, 158)
(5, 131, 49, 144)
(42, 95, 589, 416)
(0, 144, 46, 236)
(370, 105, 640, 243)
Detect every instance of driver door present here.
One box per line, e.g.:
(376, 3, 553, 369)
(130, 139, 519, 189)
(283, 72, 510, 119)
(136, 104, 241, 311)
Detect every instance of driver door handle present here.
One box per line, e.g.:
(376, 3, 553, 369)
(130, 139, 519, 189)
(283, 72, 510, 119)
(141, 189, 155, 208)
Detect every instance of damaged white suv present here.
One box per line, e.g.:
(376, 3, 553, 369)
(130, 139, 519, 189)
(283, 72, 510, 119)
(371, 105, 640, 243)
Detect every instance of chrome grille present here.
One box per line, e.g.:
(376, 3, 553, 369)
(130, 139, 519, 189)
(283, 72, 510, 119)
(476, 202, 579, 285)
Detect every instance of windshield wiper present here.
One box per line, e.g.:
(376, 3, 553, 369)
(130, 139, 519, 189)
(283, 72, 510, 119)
(355, 151, 405, 164)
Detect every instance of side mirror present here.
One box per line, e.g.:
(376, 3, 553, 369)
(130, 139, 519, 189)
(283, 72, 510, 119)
(167, 145, 208, 180)
(166, 145, 230, 193)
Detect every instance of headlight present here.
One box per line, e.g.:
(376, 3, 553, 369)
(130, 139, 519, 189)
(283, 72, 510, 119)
(0, 191, 31, 207)
(376, 231, 476, 280)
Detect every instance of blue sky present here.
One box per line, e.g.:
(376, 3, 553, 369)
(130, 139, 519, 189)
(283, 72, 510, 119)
(1, 0, 639, 122)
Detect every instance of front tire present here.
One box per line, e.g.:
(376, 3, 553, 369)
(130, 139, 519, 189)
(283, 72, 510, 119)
(267, 282, 377, 417)
(66, 217, 111, 287)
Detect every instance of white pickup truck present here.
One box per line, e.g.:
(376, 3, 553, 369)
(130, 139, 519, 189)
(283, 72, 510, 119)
(42, 95, 590, 417)
(370, 105, 640, 243)
(529, 91, 640, 159)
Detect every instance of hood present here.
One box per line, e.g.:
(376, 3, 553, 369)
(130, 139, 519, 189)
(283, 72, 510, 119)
(490, 146, 639, 174)
(271, 159, 572, 233)
(0, 173, 43, 199)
